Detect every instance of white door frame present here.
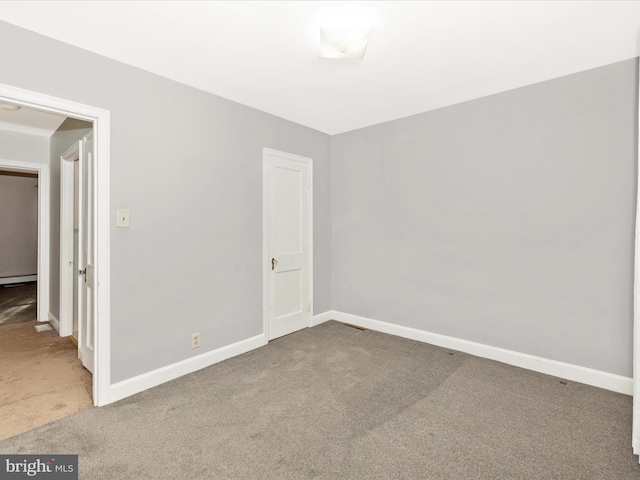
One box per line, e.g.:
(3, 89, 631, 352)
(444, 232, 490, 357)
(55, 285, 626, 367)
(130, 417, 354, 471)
(0, 82, 111, 406)
(59, 141, 80, 337)
(0, 159, 49, 323)
(262, 147, 314, 340)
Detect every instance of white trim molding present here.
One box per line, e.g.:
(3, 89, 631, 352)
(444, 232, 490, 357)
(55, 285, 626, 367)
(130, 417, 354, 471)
(0, 82, 112, 407)
(110, 334, 266, 403)
(317, 310, 633, 395)
(48, 312, 60, 333)
(0, 275, 37, 285)
(312, 310, 333, 326)
(632, 48, 640, 460)
(59, 141, 81, 338)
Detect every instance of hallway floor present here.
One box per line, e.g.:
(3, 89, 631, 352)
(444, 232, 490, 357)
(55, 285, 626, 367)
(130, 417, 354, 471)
(0, 282, 37, 326)
(0, 282, 93, 441)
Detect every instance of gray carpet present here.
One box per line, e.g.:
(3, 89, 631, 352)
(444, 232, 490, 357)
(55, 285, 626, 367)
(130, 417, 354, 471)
(1, 321, 638, 479)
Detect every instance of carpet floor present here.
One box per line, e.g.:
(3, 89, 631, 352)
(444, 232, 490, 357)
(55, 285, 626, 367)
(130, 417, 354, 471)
(0, 320, 93, 441)
(0, 282, 37, 326)
(0, 321, 638, 479)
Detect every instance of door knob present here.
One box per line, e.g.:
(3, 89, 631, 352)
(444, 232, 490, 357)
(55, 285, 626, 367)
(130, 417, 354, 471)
(271, 258, 278, 270)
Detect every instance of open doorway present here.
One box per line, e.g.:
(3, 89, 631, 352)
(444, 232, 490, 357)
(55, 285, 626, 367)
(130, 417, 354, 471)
(0, 83, 111, 408)
(0, 158, 50, 323)
(0, 169, 38, 326)
(0, 147, 91, 440)
(0, 85, 110, 438)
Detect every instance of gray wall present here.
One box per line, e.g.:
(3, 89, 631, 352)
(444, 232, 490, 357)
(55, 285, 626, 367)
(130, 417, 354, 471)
(0, 21, 332, 383)
(0, 173, 38, 277)
(332, 59, 637, 377)
(1, 19, 633, 384)
(0, 129, 48, 280)
(49, 118, 93, 318)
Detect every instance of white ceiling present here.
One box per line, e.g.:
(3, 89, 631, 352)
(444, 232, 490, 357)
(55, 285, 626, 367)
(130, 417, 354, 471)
(1, 1, 639, 135)
(0, 104, 66, 137)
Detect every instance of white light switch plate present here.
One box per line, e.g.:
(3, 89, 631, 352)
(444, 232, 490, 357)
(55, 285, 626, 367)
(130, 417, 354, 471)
(117, 209, 130, 228)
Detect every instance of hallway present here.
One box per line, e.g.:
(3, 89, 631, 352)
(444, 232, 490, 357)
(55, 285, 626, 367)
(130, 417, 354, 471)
(0, 282, 93, 440)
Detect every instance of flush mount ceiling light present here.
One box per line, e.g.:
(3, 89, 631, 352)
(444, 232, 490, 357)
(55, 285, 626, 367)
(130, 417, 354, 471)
(319, 28, 372, 59)
(0, 103, 21, 111)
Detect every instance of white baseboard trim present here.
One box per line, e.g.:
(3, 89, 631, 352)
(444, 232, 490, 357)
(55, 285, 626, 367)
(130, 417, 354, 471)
(47, 312, 60, 333)
(0, 275, 37, 285)
(312, 310, 333, 326)
(109, 333, 266, 403)
(329, 311, 633, 396)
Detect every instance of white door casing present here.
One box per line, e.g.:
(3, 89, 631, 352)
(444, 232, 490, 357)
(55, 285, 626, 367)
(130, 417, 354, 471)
(0, 159, 49, 324)
(78, 132, 96, 373)
(263, 148, 313, 340)
(59, 141, 80, 337)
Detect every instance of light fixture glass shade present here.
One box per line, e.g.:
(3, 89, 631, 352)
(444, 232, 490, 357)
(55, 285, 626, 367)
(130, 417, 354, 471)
(0, 103, 21, 111)
(319, 28, 372, 59)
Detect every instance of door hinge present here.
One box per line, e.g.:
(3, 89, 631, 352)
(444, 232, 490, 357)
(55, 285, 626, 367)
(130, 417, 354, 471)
(307, 302, 311, 312)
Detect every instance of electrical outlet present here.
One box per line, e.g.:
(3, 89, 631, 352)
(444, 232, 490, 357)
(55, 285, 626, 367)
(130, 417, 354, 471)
(191, 333, 200, 349)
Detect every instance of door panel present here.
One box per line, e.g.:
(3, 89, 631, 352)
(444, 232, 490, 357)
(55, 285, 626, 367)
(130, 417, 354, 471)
(78, 132, 95, 373)
(276, 269, 302, 318)
(275, 167, 302, 254)
(266, 150, 311, 340)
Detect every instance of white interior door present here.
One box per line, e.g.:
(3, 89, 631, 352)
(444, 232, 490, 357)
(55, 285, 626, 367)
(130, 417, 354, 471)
(59, 141, 79, 337)
(78, 132, 95, 373)
(265, 149, 312, 340)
